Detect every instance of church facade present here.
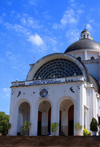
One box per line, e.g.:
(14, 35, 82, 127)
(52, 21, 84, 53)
(9, 29, 100, 136)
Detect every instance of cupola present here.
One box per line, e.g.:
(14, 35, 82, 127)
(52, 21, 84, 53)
(80, 28, 91, 40)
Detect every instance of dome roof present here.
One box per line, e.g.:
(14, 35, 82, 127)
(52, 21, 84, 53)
(65, 39, 100, 53)
(81, 29, 90, 34)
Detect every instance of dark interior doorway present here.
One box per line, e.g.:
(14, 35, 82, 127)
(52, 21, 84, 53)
(38, 111, 42, 136)
(48, 108, 51, 134)
(68, 105, 74, 136)
(59, 110, 61, 134)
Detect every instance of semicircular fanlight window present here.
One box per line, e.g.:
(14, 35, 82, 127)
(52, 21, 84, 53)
(33, 58, 83, 80)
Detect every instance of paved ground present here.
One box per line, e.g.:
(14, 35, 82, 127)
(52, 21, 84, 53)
(0, 136, 100, 147)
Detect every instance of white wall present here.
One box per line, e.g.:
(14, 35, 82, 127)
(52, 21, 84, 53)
(85, 63, 99, 80)
(9, 79, 98, 136)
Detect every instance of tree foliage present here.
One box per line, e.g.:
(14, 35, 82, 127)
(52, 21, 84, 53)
(51, 122, 59, 134)
(90, 117, 98, 132)
(22, 121, 31, 135)
(75, 123, 82, 130)
(0, 112, 11, 135)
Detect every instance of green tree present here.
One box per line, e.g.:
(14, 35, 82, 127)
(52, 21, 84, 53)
(22, 121, 31, 135)
(90, 117, 98, 132)
(75, 123, 82, 130)
(51, 123, 59, 135)
(0, 112, 11, 135)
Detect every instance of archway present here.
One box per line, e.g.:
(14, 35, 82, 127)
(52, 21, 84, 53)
(38, 100, 51, 136)
(17, 102, 30, 135)
(59, 99, 74, 136)
(68, 105, 74, 135)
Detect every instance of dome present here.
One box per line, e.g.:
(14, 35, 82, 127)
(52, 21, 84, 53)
(65, 28, 100, 53)
(65, 39, 100, 53)
(81, 29, 90, 34)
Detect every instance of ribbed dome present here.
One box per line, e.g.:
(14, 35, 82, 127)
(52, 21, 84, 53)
(65, 39, 100, 53)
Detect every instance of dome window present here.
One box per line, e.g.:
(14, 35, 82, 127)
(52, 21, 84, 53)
(91, 56, 95, 60)
(77, 57, 81, 61)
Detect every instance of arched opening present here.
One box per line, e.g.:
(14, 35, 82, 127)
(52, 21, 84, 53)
(17, 102, 30, 136)
(68, 105, 74, 135)
(38, 100, 51, 136)
(77, 57, 81, 61)
(59, 99, 74, 136)
(91, 56, 95, 60)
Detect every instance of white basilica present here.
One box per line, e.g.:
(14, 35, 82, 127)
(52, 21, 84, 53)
(9, 28, 100, 136)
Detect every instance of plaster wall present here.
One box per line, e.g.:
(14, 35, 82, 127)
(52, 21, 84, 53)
(84, 63, 99, 80)
(87, 51, 99, 60)
(9, 81, 83, 136)
(67, 50, 99, 60)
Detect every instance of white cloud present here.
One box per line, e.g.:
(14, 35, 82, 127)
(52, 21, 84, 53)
(5, 51, 25, 69)
(20, 18, 27, 26)
(3, 88, 10, 98)
(28, 0, 42, 6)
(4, 22, 13, 29)
(61, 8, 77, 26)
(70, 0, 75, 2)
(52, 23, 58, 29)
(28, 34, 43, 46)
(52, 8, 78, 29)
(42, 11, 51, 20)
(2, 13, 6, 17)
(20, 17, 42, 29)
(6, 1, 12, 5)
(66, 28, 80, 43)
(28, 0, 37, 6)
(0, 18, 3, 24)
(49, 38, 58, 46)
(77, 9, 84, 15)
(4, 23, 28, 35)
(86, 24, 92, 31)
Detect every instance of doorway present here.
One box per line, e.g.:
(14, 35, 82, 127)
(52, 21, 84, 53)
(68, 105, 74, 135)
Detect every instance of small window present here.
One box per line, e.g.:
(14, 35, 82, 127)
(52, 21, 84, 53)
(77, 57, 81, 61)
(84, 35, 85, 38)
(91, 56, 95, 60)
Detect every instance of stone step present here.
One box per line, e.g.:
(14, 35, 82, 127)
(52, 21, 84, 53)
(0, 136, 100, 146)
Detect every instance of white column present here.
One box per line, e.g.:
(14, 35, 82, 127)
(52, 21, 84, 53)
(92, 90, 95, 118)
(74, 83, 84, 135)
(51, 103, 59, 136)
(98, 55, 100, 85)
(29, 105, 38, 136)
(84, 109, 87, 129)
(9, 100, 19, 136)
(84, 50, 87, 60)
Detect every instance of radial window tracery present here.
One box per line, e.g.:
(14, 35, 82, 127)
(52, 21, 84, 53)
(33, 58, 83, 80)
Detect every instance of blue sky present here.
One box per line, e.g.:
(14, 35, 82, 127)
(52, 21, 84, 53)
(0, 0, 100, 115)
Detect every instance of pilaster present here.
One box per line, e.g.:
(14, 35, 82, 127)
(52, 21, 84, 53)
(30, 105, 38, 136)
(84, 50, 87, 60)
(51, 103, 59, 136)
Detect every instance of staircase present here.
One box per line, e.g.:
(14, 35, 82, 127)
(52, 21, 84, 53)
(0, 136, 100, 146)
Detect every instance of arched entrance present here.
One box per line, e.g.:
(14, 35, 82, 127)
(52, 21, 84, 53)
(68, 105, 74, 135)
(59, 99, 74, 136)
(17, 102, 30, 135)
(38, 100, 51, 136)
